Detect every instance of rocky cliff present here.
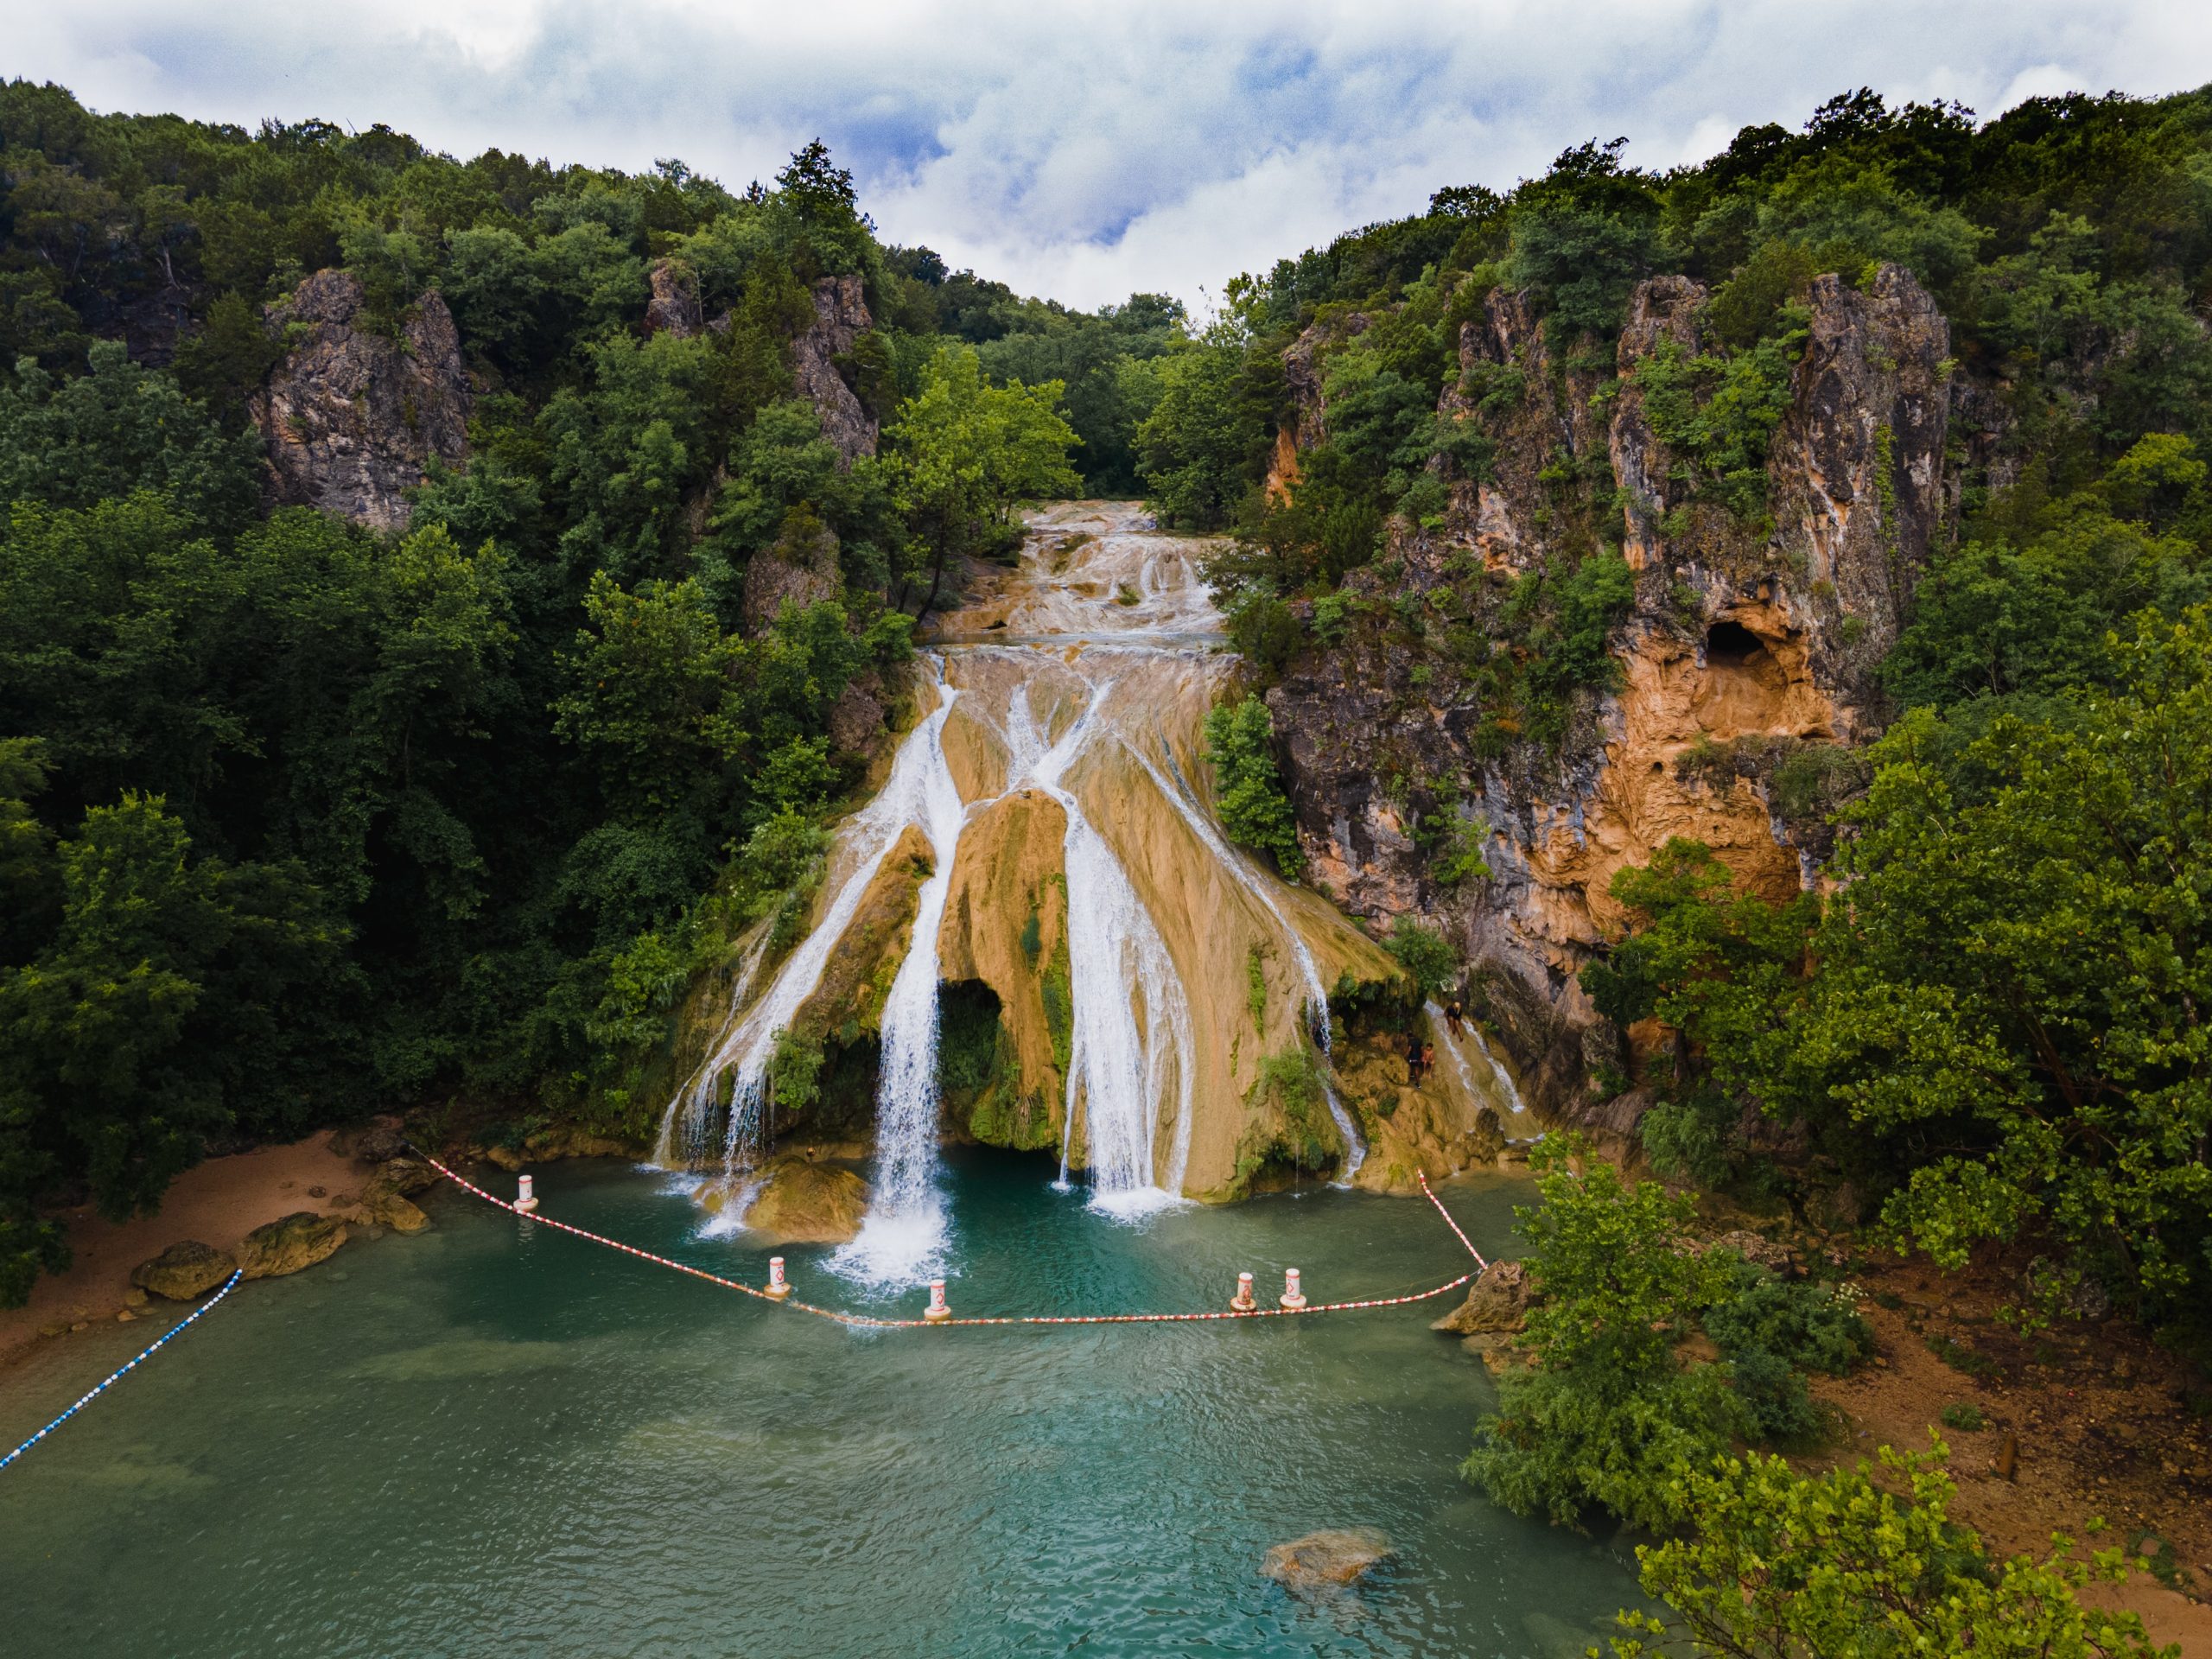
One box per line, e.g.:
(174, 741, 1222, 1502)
(1265, 265, 1952, 1130)
(792, 274, 879, 467)
(250, 270, 473, 533)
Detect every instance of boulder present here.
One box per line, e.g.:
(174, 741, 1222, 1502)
(1703, 1230, 1796, 1276)
(333, 1114, 407, 1163)
(237, 1212, 348, 1280)
(1431, 1259, 1534, 1335)
(1261, 1529, 1394, 1597)
(644, 257, 703, 339)
(791, 274, 878, 466)
(742, 1156, 869, 1245)
(1462, 1332, 1530, 1375)
(130, 1241, 238, 1301)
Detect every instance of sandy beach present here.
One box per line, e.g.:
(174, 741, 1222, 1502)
(0, 1131, 364, 1377)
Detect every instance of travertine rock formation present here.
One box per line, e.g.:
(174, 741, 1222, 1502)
(251, 270, 471, 532)
(1265, 265, 1953, 1127)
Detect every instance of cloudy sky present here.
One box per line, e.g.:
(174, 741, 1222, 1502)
(15, 3, 2212, 310)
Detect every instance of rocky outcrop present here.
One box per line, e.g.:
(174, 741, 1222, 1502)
(130, 1241, 237, 1301)
(1261, 1529, 1394, 1597)
(742, 508, 841, 634)
(1264, 265, 1953, 1128)
(740, 1155, 868, 1244)
(645, 258, 704, 339)
(793, 274, 877, 467)
(1431, 1259, 1534, 1335)
(250, 270, 472, 532)
(237, 1211, 348, 1279)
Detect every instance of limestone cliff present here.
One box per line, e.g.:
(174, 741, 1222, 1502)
(793, 274, 878, 467)
(1265, 265, 1953, 1129)
(250, 270, 472, 533)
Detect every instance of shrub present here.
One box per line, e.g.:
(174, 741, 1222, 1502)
(1203, 696, 1305, 879)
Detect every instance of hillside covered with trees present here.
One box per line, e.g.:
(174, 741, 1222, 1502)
(0, 81, 1196, 1304)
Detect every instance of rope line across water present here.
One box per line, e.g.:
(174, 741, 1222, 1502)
(416, 1151, 1488, 1329)
(0, 1269, 245, 1474)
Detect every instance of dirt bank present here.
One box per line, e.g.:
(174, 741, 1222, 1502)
(0, 1131, 362, 1379)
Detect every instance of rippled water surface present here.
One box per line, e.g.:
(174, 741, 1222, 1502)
(0, 1155, 1639, 1656)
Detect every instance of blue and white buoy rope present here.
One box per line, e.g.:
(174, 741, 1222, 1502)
(0, 1268, 245, 1473)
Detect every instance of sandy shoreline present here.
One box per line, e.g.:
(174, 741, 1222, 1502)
(0, 1130, 365, 1377)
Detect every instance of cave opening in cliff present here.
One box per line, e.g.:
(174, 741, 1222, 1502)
(1703, 619, 1769, 669)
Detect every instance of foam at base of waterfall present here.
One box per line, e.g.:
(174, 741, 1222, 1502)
(1085, 1185, 1192, 1223)
(693, 1177, 765, 1241)
(827, 1198, 950, 1287)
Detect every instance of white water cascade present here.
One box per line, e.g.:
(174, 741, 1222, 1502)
(1135, 740, 1365, 1179)
(655, 662, 965, 1179)
(832, 683, 969, 1282)
(1426, 998, 1527, 1118)
(1007, 680, 1198, 1214)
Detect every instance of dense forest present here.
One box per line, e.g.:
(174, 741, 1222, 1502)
(0, 80, 1201, 1304)
(1161, 85, 2212, 1345)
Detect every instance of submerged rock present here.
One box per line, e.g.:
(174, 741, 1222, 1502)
(1432, 1259, 1534, 1336)
(130, 1241, 238, 1301)
(742, 1156, 869, 1245)
(237, 1212, 348, 1280)
(1262, 1529, 1395, 1597)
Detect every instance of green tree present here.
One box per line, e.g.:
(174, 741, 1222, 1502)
(1202, 694, 1304, 879)
(1611, 1444, 2174, 1659)
(883, 343, 1079, 616)
(1464, 1139, 1741, 1531)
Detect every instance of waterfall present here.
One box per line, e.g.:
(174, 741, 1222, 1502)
(1427, 998, 1526, 1118)
(656, 662, 963, 1181)
(832, 684, 968, 1283)
(1011, 682, 1196, 1213)
(1137, 739, 1366, 1180)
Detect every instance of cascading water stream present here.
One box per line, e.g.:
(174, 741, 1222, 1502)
(833, 683, 968, 1283)
(1425, 999, 1526, 1120)
(1140, 739, 1366, 1179)
(656, 662, 964, 1181)
(1008, 681, 1197, 1212)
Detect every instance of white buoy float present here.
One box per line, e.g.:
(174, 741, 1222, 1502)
(515, 1174, 539, 1214)
(766, 1256, 791, 1300)
(1279, 1268, 1306, 1310)
(1230, 1272, 1256, 1312)
(924, 1281, 951, 1322)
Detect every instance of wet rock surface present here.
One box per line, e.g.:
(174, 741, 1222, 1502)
(1261, 1528, 1395, 1596)
(130, 1241, 238, 1301)
(741, 1156, 870, 1245)
(237, 1211, 348, 1280)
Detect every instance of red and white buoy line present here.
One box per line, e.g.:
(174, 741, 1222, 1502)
(415, 1150, 1489, 1329)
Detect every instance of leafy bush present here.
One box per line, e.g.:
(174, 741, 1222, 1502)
(1202, 695, 1305, 879)
(1609, 1443, 2172, 1659)
(1382, 921, 1460, 999)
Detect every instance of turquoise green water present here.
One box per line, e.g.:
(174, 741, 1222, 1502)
(0, 1154, 1638, 1656)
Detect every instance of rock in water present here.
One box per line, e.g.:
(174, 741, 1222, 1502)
(130, 1241, 238, 1301)
(1262, 1529, 1394, 1597)
(1431, 1259, 1533, 1335)
(237, 1212, 348, 1280)
(742, 1157, 869, 1245)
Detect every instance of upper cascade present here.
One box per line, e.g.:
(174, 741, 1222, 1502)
(658, 503, 1524, 1281)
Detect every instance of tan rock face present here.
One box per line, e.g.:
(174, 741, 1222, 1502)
(1264, 266, 1952, 1122)
(1431, 1259, 1533, 1335)
(644, 257, 704, 339)
(236, 1211, 347, 1280)
(741, 1155, 868, 1244)
(250, 270, 472, 532)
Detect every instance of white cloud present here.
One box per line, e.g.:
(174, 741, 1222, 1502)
(11, 1, 2212, 308)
